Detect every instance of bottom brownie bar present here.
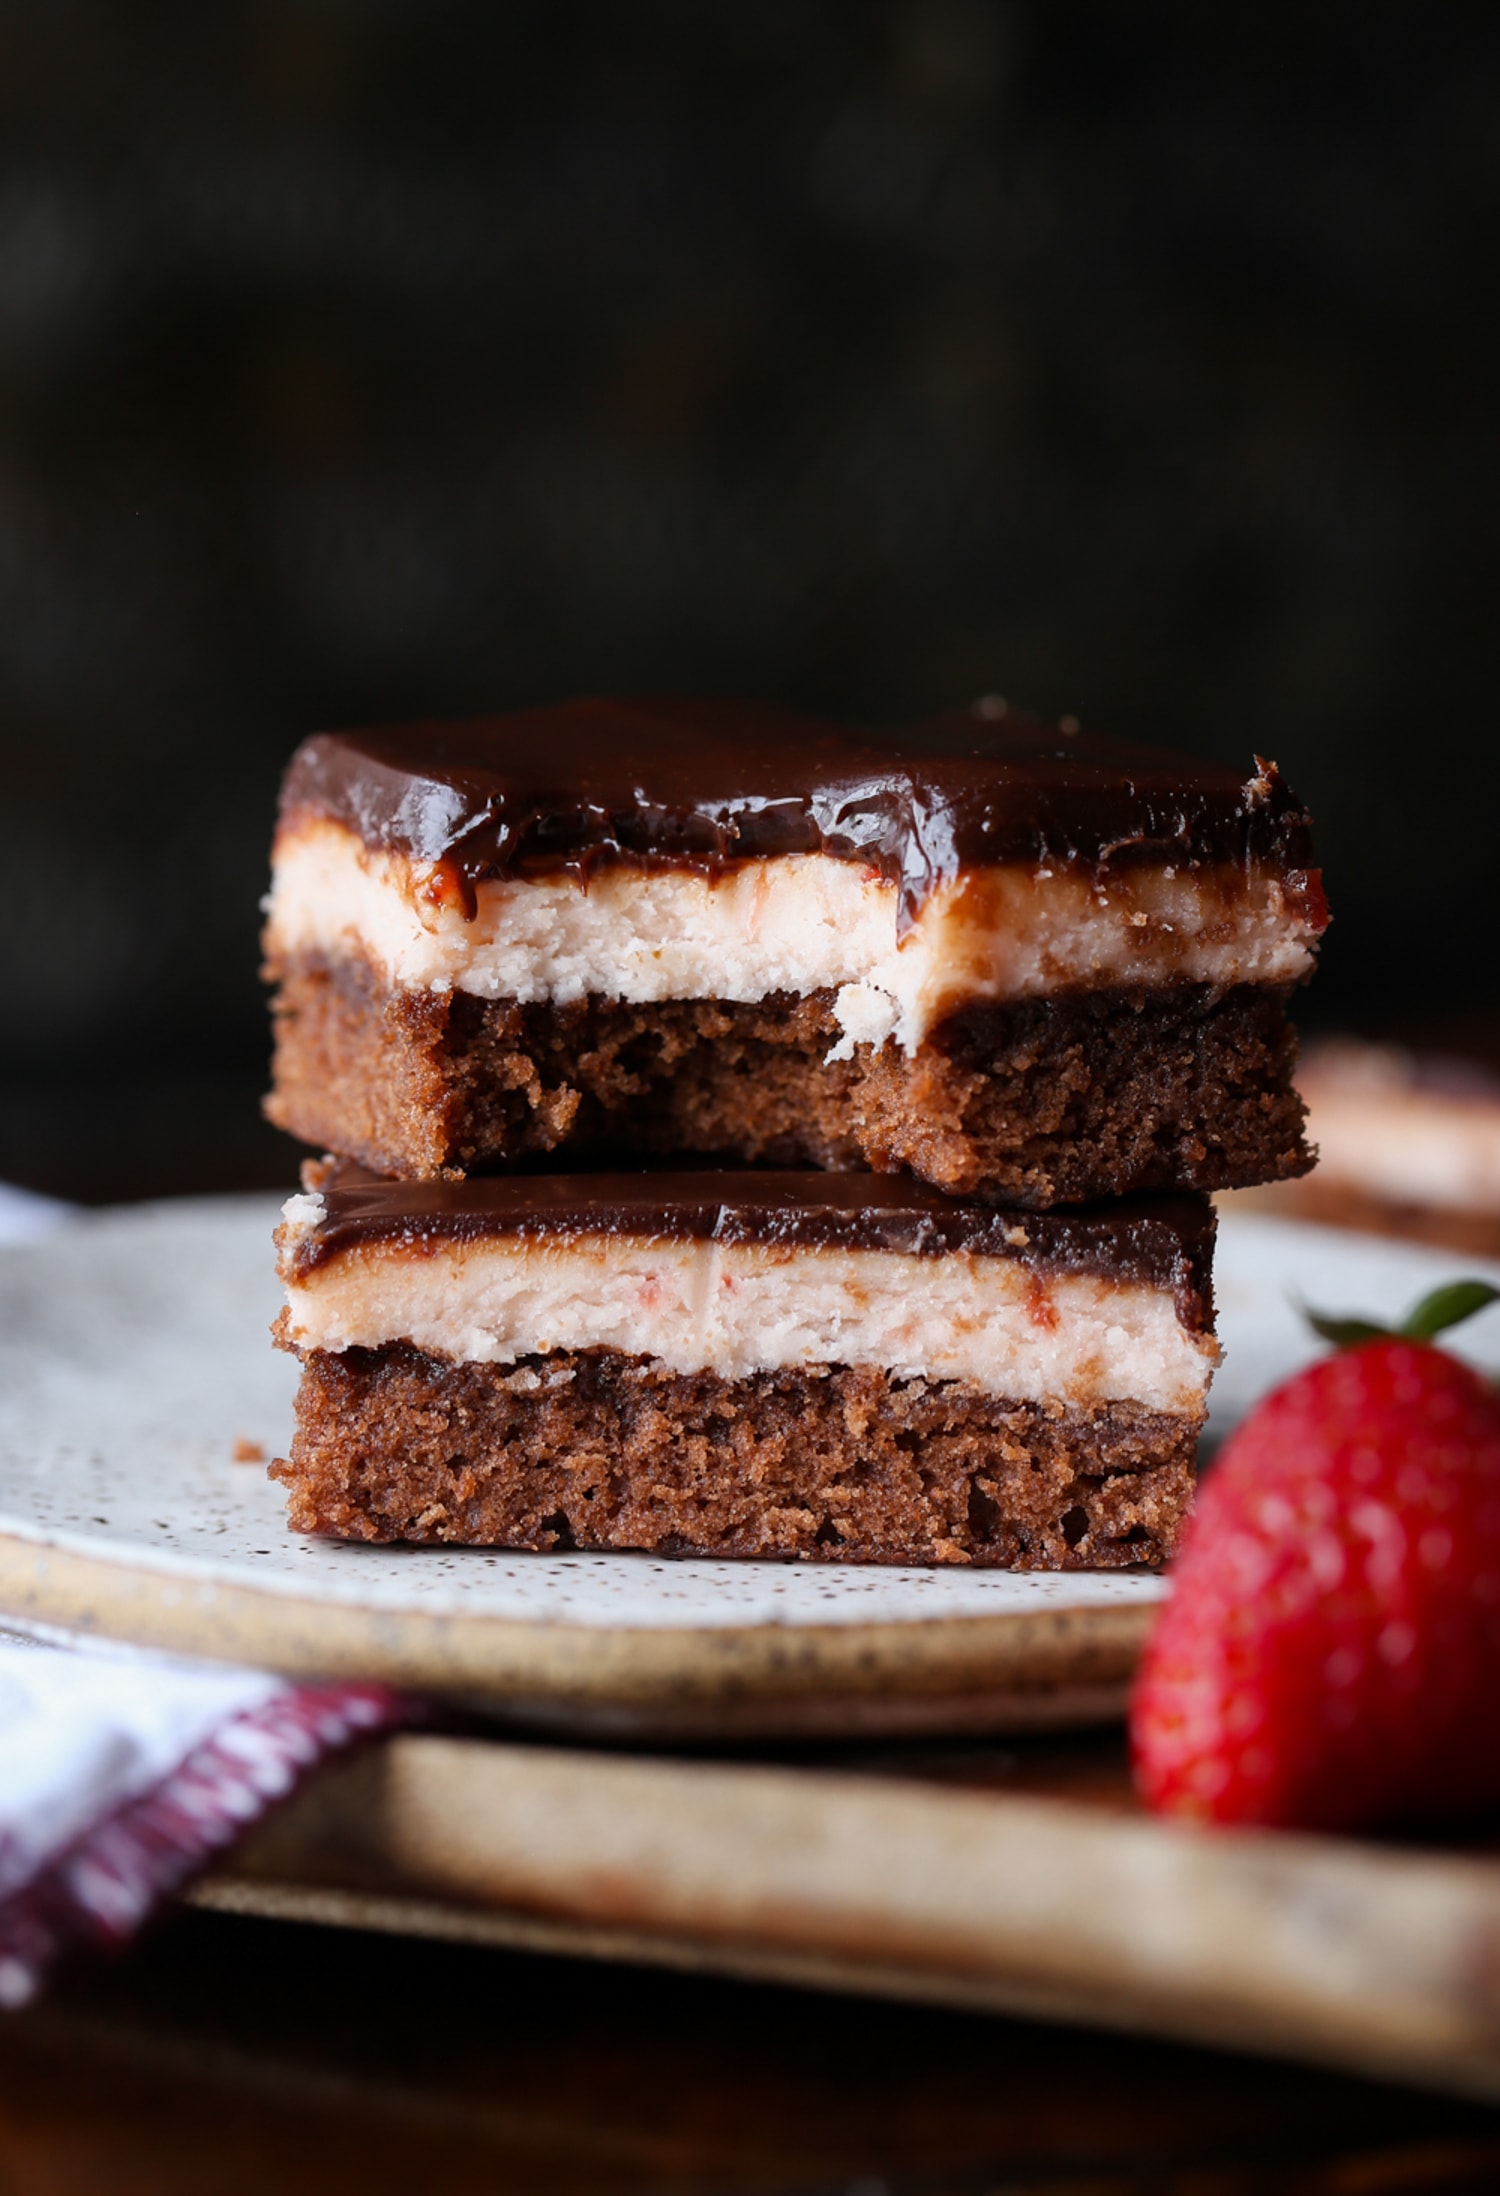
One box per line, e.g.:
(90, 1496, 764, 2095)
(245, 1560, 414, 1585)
(273, 1169, 1218, 1566)
(275, 1345, 1194, 1567)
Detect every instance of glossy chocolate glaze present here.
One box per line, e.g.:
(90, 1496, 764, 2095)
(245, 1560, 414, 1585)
(285, 1166, 1217, 1329)
(280, 696, 1318, 926)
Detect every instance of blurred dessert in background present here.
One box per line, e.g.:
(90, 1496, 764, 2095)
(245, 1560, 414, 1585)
(1233, 1037, 1500, 1258)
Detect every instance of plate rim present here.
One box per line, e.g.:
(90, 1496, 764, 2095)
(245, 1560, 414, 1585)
(0, 1529, 1156, 1705)
(18, 1189, 1485, 1721)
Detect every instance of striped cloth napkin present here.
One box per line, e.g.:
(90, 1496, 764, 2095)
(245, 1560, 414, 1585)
(0, 1630, 405, 2005)
(0, 1185, 409, 2003)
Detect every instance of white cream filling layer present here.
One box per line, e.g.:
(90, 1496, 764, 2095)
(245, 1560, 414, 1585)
(267, 817, 1320, 1055)
(280, 1211, 1217, 1415)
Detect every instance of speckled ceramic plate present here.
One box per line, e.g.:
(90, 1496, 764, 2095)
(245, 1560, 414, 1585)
(0, 1196, 1495, 1734)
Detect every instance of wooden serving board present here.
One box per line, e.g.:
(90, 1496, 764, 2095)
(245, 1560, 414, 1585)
(194, 1727, 1500, 2104)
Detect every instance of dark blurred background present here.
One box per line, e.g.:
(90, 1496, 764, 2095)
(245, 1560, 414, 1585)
(1, 3, 1496, 1199)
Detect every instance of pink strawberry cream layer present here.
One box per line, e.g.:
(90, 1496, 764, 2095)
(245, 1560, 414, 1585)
(268, 815, 1320, 1058)
(278, 1171, 1219, 1419)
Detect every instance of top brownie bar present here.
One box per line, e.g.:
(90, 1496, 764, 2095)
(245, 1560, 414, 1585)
(264, 696, 1326, 1203)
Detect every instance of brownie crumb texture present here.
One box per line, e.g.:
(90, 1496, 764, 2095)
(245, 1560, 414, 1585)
(273, 1345, 1196, 1569)
(266, 953, 1310, 1205)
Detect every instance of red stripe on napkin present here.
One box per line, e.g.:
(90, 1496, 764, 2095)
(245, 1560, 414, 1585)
(0, 1681, 410, 2008)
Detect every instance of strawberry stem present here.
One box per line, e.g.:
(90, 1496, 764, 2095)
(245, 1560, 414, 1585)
(1303, 1278, 1500, 1352)
(1400, 1279, 1500, 1341)
(1305, 1311, 1394, 1349)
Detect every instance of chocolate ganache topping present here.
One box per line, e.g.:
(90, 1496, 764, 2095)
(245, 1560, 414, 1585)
(284, 1167, 1217, 1330)
(280, 696, 1318, 926)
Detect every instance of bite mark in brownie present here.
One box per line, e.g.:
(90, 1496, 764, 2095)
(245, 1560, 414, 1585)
(264, 697, 1324, 1202)
(266, 950, 1309, 1203)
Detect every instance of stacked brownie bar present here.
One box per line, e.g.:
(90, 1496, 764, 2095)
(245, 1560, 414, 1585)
(264, 696, 1325, 1566)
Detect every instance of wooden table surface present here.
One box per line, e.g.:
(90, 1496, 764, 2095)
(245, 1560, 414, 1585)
(4, 1729, 1500, 2194)
(4, 1896, 1500, 2194)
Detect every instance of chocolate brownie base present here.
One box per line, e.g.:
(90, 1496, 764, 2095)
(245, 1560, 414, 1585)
(265, 952, 1310, 1204)
(272, 1342, 1195, 1567)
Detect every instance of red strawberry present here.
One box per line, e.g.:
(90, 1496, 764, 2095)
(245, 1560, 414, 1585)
(1132, 1281, 1500, 1832)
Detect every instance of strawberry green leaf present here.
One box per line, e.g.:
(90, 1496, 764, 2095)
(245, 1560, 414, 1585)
(1399, 1279, 1500, 1342)
(1304, 1310, 1394, 1349)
